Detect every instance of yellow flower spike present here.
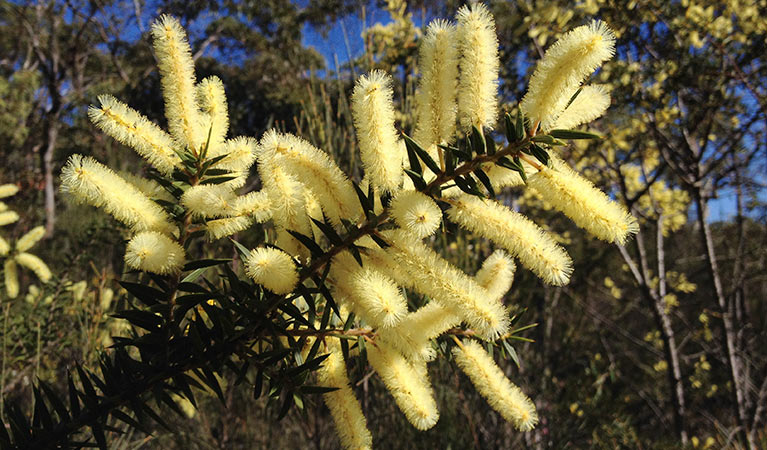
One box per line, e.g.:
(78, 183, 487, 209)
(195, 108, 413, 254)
(521, 20, 615, 130)
(125, 231, 185, 275)
(0, 210, 19, 227)
(0, 202, 7, 212)
(211, 136, 257, 172)
(360, 245, 416, 291)
(88, 95, 180, 174)
(0, 236, 10, 256)
(380, 301, 461, 361)
(268, 171, 312, 251)
(389, 190, 442, 239)
(181, 184, 236, 219)
(367, 338, 440, 430)
(4, 259, 19, 298)
(258, 130, 360, 225)
(171, 393, 197, 419)
(24, 284, 40, 304)
(205, 216, 254, 241)
(351, 70, 404, 193)
(328, 251, 405, 329)
(457, 3, 500, 130)
(0, 184, 19, 199)
(545, 85, 611, 131)
(413, 19, 459, 151)
(256, 134, 313, 240)
(60, 155, 175, 235)
(245, 247, 299, 295)
(475, 250, 515, 301)
(347, 266, 408, 329)
(304, 190, 325, 239)
(119, 172, 175, 203)
(316, 339, 373, 450)
(256, 133, 314, 254)
(69, 281, 87, 301)
(446, 194, 573, 286)
(151, 15, 205, 152)
(100, 288, 114, 311)
(14, 252, 52, 283)
(195, 190, 269, 240)
(231, 190, 272, 221)
(528, 159, 638, 244)
(481, 164, 525, 191)
(452, 339, 538, 431)
(383, 229, 509, 339)
(196, 76, 229, 153)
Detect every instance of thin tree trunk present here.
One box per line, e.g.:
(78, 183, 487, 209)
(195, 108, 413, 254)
(631, 226, 688, 443)
(693, 190, 753, 449)
(43, 115, 58, 237)
(752, 374, 767, 435)
(655, 217, 688, 444)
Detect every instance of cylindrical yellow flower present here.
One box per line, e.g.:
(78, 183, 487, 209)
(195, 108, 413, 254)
(351, 70, 403, 193)
(151, 15, 204, 151)
(452, 340, 538, 431)
(457, 3, 499, 130)
(475, 250, 515, 301)
(0, 211, 19, 227)
(256, 140, 313, 256)
(380, 301, 461, 361)
(361, 242, 416, 291)
(258, 130, 360, 225)
(210, 136, 257, 172)
(329, 251, 405, 330)
(316, 339, 373, 450)
(0, 236, 10, 256)
(245, 247, 298, 295)
(14, 252, 52, 283)
(4, 259, 19, 298)
(88, 95, 179, 174)
(232, 190, 272, 221)
(528, 159, 638, 244)
(124, 231, 186, 275)
(256, 134, 313, 237)
(119, 172, 175, 203)
(181, 184, 236, 219)
(205, 216, 253, 241)
(61, 155, 175, 234)
(545, 85, 611, 131)
(60, 155, 175, 235)
(100, 288, 114, 311)
(304, 190, 325, 240)
(347, 266, 408, 329)
(383, 230, 509, 339)
(196, 76, 229, 153)
(367, 339, 439, 430)
(389, 190, 442, 239)
(413, 19, 459, 152)
(0, 184, 19, 199)
(520, 21, 615, 130)
(446, 195, 572, 286)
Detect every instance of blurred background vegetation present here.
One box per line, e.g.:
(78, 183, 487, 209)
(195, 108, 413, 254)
(0, 0, 765, 448)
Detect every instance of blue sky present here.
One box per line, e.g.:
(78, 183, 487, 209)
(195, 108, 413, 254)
(301, 13, 371, 71)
